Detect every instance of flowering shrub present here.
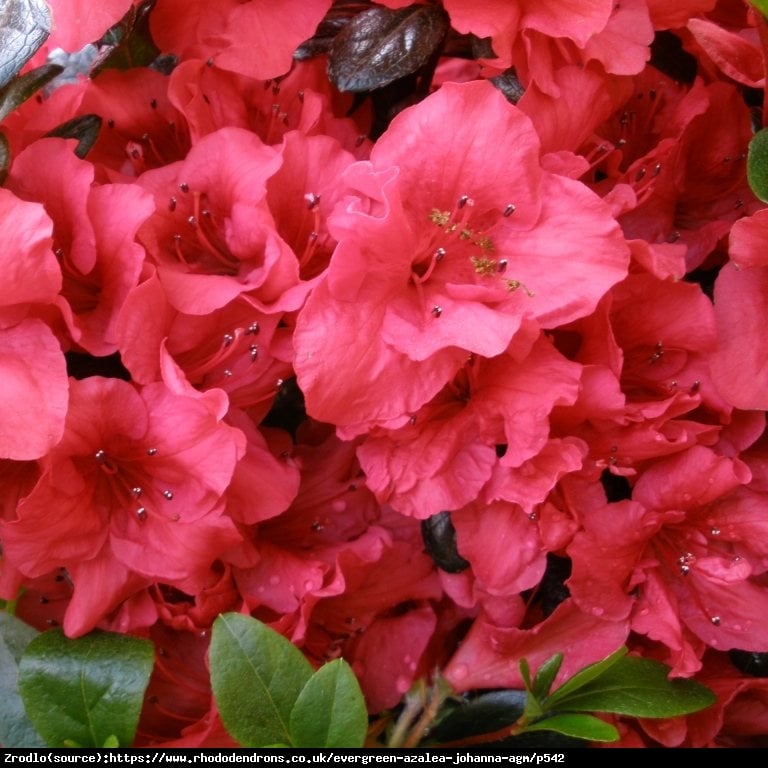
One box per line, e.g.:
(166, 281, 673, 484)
(2, 0, 768, 748)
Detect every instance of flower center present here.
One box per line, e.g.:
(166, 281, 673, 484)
(168, 186, 240, 276)
(410, 195, 534, 317)
(93, 446, 178, 525)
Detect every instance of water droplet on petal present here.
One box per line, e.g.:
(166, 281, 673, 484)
(303, 580, 315, 592)
(268, 575, 280, 586)
(451, 663, 469, 681)
(331, 499, 347, 513)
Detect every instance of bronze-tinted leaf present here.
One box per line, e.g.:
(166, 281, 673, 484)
(490, 68, 525, 105)
(0, 63, 63, 123)
(0, 0, 51, 90)
(421, 511, 469, 574)
(45, 114, 103, 159)
(0, 132, 10, 186)
(328, 4, 449, 92)
(294, 2, 370, 61)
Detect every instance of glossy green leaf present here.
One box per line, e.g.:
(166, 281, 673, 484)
(518, 658, 543, 720)
(0, 62, 63, 122)
(0, 0, 51, 89)
(429, 690, 526, 744)
(18, 629, 153, 748)
(522, 714, 618, 743)
(546, 656, 716, 718)
(544, 646, 627, 710)
(210, 613, 314, 747)
(533, 653, 563, 701)
(289, 659, 367, 747)
(747, 128, 768, 202)
(0, 612, 44, 747)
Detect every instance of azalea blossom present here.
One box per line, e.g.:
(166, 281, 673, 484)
(1, 377, 245, 636)
(294, 80, 629, 430)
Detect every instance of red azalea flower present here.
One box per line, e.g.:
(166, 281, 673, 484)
(357, 332, 581, 518)
(9, 138, 154, 355)
(77, 69, 191, 180)
(568, 446, 768, 674)
(444, 599, 629, 692)
(136, 127, 300, 315)
(151, 0, 331, 80)
(0, 187, 67, 461)
(117, 268, 293, 414)
(168, 58, 369, 154)
(1, 377, 245, 635)
(295, 80, 629, 428)
(45, 0, 134, 52)
(589, 69, 757, 270)
(711, 210, 768, 409)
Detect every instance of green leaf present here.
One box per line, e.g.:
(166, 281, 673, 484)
(289, 659, 367, 747)
(544, 646, 627, 711)
(429, 690, 526, 744)
(545, 655, 716, 718)
(533, 653, 563, 701)
(0, 62, 63, 122)
(210, 613, 314, 747)
(747, 127, 768, 202)
(0, 0, 52, 89)
(521, 713, 619, 743)
(749, 1, 768, 19)
(18, 629, 154, 748)
(0, 612, 45, 747)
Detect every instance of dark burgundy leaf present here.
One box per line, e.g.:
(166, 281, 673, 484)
(0, 62, 63, 123)
(0, 132, 9, 186)
(45, 114, 102, 159)
(729, 650, 768, 678)
(421, 511, 470, 574)
(490, 68, 525, 105)
(294, 2, 372, 61)
(328, 4, 449, 92)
